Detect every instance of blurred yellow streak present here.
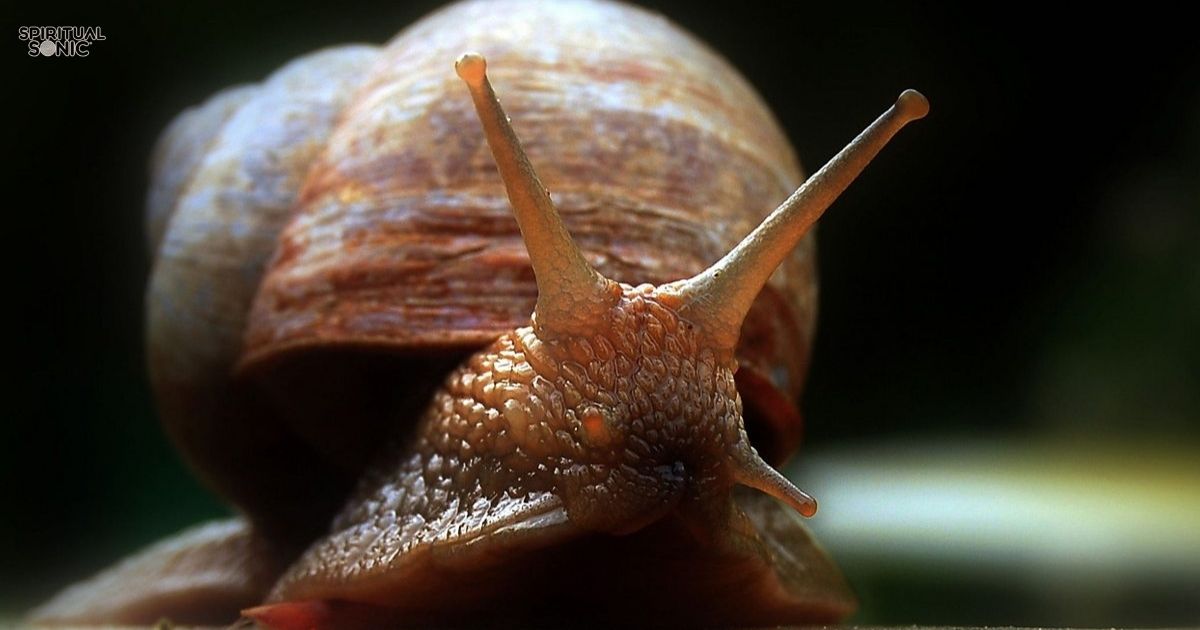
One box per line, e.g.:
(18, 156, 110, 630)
(792, 438, 1200, 579)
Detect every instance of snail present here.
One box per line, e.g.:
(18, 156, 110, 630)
(29, 0, 927, 627)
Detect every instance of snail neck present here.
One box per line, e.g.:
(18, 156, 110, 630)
(397, 281, 814, 541)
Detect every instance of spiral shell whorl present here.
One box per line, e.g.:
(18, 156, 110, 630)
(146, 46, 381, 533)
(241, 0, 815, 467)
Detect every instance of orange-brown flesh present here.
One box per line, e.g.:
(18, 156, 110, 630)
(448, 57, 821, 491)
(253, 493, 852, 630)
(251, 40, 936, 625)
(243, 599, 333, 629)
(456, 51, 620, 337)
(264, 284, 839, 625)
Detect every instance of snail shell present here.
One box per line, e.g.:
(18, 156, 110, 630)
(31, 0, 928, 626)
(145, 46, 381, 539)
(154, 0, 813, 537)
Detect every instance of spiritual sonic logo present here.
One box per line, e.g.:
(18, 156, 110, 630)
(18, 26, 106, 58)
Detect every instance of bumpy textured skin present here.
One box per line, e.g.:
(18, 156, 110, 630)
(266, 285, 854, 625)
(28, 519, 290, 626)
(256, 495, 853, 628)
(239, 0, 814, 493)
(39, 0, 852, 626)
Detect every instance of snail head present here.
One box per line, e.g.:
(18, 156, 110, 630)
(451, 51, 927, 532)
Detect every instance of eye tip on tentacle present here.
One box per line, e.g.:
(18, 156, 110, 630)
(896, 89, 930, 121)
(732, 443, 819, 518)
(454, 51, 487, 85)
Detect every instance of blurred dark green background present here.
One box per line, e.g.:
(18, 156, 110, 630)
(5, 0, 1198, 625)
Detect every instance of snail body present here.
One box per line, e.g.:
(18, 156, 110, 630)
(31, 1, 926, 627)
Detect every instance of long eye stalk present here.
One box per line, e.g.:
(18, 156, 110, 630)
(456, 53, 618, 338)
(678, 90, 929, 349)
